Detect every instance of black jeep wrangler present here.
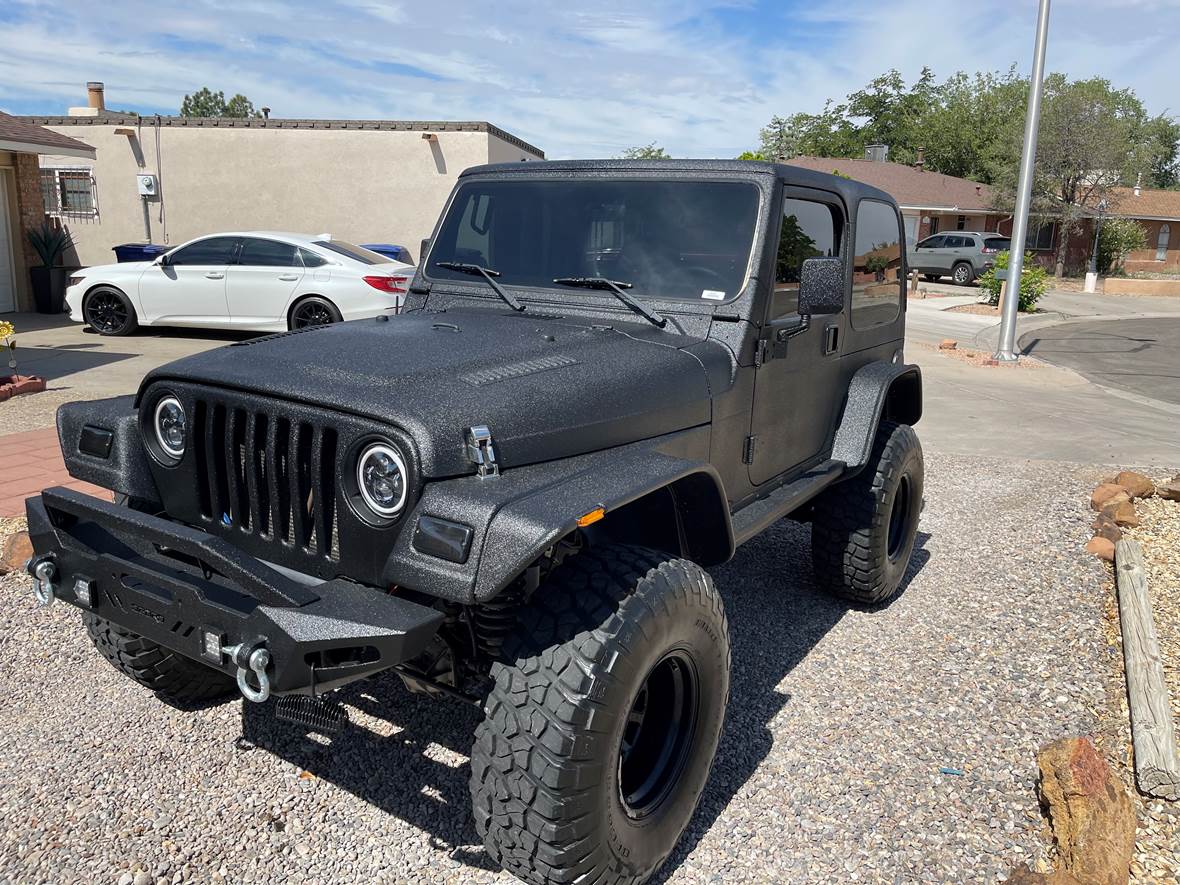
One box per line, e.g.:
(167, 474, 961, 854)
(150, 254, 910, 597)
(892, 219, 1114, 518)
(25, 160, 922, 885)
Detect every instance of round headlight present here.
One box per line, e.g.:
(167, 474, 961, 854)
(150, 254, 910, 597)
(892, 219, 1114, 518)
(154, 396, 186, 459)
(357, 442, 407, 517)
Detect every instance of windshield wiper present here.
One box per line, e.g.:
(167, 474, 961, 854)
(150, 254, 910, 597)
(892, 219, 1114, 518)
(435, 261, 525, 312)
(552, 277, 666, 328)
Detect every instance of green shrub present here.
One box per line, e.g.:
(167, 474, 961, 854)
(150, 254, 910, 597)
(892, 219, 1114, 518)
(1096, 217, 1147, 275)
(977, 250, 1048, 312)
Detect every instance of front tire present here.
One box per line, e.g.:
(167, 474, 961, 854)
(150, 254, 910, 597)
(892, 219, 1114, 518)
(470, 545, 730, 885)
(85, 615, 236, 704)
(951, 262, 974, 285)
(811, 421, 923, 605)
(83, 286, 138, 336)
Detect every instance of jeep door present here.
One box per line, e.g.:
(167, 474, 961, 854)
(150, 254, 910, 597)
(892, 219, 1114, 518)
(748, 188, 846, 485)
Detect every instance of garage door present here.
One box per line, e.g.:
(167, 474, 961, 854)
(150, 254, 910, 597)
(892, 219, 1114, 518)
(0, 171, 16, 313)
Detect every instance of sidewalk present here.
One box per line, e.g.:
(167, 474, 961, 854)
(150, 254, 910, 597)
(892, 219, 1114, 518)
(0, 428, 113, 517)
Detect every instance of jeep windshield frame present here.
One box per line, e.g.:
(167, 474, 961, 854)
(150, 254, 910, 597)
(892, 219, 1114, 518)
(424, 178, 761, 305)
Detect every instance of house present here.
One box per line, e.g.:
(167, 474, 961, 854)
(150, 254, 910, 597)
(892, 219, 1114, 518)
(1099, 186, 1180, 272)
(0, 113, 95, 313)
(14, 82, 544, 275)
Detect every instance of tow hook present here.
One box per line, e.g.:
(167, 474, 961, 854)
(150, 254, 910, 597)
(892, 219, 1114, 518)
(25, 556, 58, 608)
(224, 640, 272, 703)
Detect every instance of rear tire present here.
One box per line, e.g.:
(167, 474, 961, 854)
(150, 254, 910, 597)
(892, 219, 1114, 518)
(811, 421, 923, 605)
(951, 262, 974, 285)
(85, 615, 236, 704)
(289, 296, 342, 329)
(922, 273, 939, 283)
(470, 544, 730, 885)
(83, 286, 138, 336)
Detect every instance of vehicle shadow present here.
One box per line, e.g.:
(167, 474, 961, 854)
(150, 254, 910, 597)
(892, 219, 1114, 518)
(239, 520, 931, 879)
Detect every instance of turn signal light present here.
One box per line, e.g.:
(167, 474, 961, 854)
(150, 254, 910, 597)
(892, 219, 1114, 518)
(364, 275, 409, 294)
(576, 507, 606, 527)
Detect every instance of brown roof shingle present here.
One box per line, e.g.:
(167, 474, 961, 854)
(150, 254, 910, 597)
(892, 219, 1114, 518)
(785, 156, 995, 212)
(1107, 186, 1180, 221)
(0, 111, 94, 157)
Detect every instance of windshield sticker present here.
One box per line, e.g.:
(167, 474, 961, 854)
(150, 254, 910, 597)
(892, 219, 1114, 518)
(701, 290, 726, 300)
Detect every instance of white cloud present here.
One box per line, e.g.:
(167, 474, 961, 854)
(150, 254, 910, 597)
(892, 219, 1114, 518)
(0, 0, 1176, 158)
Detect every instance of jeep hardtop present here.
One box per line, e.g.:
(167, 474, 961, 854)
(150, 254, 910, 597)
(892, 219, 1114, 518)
(25, 159, 922, 885)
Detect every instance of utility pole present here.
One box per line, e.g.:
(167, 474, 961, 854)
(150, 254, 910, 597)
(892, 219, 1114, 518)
(995, 0, 1052, 362)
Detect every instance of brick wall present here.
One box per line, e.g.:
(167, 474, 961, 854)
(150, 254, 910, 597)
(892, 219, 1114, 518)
(13, 153, 46, 277)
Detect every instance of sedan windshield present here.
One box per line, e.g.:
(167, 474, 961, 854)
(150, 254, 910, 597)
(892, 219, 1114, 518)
(313, 240, 395, 265)
(427, 179, 761, 302)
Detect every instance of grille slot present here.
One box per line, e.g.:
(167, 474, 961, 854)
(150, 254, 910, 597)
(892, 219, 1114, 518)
(193, 399, 339, 560)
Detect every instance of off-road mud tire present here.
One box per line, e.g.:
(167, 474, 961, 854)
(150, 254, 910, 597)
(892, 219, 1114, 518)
(470, 544, 730, 885)
(811, 420, 923, 605)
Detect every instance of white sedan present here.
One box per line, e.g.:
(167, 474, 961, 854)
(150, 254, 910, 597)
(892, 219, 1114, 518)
(65, 232, 414, 336)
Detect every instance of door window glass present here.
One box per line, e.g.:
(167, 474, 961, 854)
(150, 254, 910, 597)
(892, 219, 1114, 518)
(772, 197, 841, 319)
(169, 237, 239, 266)
(852, 199, 902, 329)
(916, 235, 945, 249)
(238, 238, 298, 267)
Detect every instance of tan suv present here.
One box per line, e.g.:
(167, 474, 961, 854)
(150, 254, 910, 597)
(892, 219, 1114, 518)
(908, 231, 1010, 285)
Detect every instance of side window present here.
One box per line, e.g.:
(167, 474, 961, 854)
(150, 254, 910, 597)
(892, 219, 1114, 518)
(772, 197, 840, 319)
(169, 237, 239, 266)
(944, 235, 964, 249)
(916, 235, 944, 249)
(852, 199, 903, 329)
(298, 248, 327, 268)
(238, 238, 298, 267)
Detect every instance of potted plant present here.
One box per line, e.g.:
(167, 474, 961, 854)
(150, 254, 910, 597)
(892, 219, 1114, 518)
(865, 253, 890, 282)
(28, 223, 77, 314)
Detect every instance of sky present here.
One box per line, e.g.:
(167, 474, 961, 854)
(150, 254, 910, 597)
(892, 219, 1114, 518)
(1, 0, 1177, 159)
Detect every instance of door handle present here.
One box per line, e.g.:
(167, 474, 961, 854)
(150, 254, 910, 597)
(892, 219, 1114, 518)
(278, 274, 299, 281)
(205, 272, 224, 279)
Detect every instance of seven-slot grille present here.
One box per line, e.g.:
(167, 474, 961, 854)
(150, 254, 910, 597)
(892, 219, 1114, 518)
(192, 400, 340, 559)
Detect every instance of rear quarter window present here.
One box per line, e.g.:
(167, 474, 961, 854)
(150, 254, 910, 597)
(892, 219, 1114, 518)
(852, 199, 903, 329)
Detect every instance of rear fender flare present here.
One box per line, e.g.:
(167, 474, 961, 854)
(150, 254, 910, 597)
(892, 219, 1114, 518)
(830, 361, 922, 477)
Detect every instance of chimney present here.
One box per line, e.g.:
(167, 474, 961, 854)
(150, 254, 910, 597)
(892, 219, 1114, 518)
(87, 81, 105, 110)
(914, 147, 925, 170)
(261, 106, 271, 119)
(68, 81, 105, 117)
(1134, 172, 1142, 197)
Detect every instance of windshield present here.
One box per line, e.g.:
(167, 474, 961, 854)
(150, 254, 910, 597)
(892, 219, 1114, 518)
(313, 240, 395, 264)
(427, 179, 761, 302)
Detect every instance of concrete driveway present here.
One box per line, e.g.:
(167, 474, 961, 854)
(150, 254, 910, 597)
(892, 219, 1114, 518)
(1019, 317, 1180, 406)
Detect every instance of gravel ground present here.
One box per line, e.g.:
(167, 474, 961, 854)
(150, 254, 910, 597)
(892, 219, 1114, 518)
(0, 386, 84, 434)
(0, 453, 1119, 884)
(1102, 486, 1180, 884)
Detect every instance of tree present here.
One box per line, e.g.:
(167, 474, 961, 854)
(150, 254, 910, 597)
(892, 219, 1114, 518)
(180, 87, 262, 118)
(619, 143, 671, 159)
(1141, 115, 1180, 189)
(920, 68, 1027, 182)
(992, 75, 1160, 276)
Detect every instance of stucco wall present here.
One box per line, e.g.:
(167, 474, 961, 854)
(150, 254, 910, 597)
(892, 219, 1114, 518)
(39, 124, 538, 267)
(1124, 219, 1180, 272)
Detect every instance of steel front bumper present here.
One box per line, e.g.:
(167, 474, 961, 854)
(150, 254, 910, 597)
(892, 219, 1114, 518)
(24, 487, 444, 699)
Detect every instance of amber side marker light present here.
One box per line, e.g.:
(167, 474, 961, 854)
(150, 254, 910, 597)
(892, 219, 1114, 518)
(576, 507, 606, 527)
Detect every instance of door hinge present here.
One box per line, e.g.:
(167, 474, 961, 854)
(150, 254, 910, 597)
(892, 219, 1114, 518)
(754, 339, 768, 368)
(742, 435, 756, 464)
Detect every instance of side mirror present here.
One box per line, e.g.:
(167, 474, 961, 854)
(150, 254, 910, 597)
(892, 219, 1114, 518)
(798, 257, 845, 316)
(154, 253, 170, 267)
(419, 238, 431, 266)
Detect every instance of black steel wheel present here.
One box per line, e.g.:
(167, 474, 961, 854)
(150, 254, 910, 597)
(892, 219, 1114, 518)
(952, 262, 974, 285)
(289, 296, 342, 329)
(470, 545, 730, 885)
(83, 286, 138, 336)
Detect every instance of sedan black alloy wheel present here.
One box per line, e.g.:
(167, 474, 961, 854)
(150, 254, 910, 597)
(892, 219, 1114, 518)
(292, 301, 336, 328)
(86, 290, 130, 334)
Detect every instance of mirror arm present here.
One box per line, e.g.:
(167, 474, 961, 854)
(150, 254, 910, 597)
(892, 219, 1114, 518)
(770, 314, 810, 343)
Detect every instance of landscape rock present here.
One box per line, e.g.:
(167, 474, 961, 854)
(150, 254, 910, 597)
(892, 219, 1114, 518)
(0, 531, 32, 576)
(1090, 514, 1122, 544)
(1156, 481, 1180, 502)
(1090, 484, 1130, 512)
(1036, 737, 1135, 885)
(1005, 865, 1083, 884)
(939, 339, 957, 350)
(1113, 471, 1154, 499)
(1101, 499, 1139, 528)
(1085, 537, 1116, 562)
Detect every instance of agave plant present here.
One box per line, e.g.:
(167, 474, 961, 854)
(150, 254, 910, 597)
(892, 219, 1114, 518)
(27, 223, 77, 267)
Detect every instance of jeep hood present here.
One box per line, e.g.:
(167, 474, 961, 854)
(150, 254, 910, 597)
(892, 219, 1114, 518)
(141, 311, 715, 477)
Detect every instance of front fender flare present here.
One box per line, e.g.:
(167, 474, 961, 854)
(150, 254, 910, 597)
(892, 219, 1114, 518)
(382, 431, 731, 604)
